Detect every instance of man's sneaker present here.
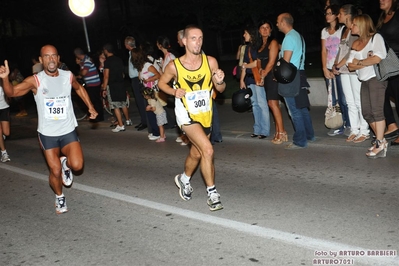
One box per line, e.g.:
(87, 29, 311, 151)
(175, 136, 183, 143)
(126, 119, 132, 126)
(327, 128, 343, 136)
(112, 125, 125, 132)
(149, 134, 160, 141)
(174, 174, 193, 201)
(60, 156, 73, 187)
(1, 153, 10, 163)
(55, 196, 68, 214)
(207, 192, 223, 211)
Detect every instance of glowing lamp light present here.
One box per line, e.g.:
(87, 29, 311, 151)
(68, 0, 95, 52)
(68, 0, 95, 17)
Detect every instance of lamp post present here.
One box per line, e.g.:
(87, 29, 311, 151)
(68, 0, 95, 53)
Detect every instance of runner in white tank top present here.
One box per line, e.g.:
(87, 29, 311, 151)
(0, 45, 97, 214)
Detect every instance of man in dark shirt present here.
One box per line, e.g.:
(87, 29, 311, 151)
(101, 43, 131, 132)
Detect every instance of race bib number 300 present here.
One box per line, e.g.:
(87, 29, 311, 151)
(185, 90, 211, 115)
(44, 96, 69, 120)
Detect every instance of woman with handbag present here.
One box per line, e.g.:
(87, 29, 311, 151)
(131, 47, 162, 140)
(257, 19, 287, 144)
(333, 4, 370, 143)
(321, 4, 350, 137)
(240, 25, 270, 139)
(347, 14, 388, 158)
(377, 0, 399, 145)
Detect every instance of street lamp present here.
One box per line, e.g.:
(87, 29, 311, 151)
(68, 0, 95, 53)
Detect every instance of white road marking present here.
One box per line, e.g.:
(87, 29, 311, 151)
(2, 163, 398, 265)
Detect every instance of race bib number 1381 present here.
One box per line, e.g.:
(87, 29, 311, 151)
(44, 96, 69, 120)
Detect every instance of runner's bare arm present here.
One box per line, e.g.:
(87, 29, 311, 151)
(0, 60, 37, 97)
(158, 61, 181, 97)
(208, 56, 226, 93)
(71, 74, 97, 119)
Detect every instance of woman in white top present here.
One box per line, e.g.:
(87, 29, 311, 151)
(132, 48, 162, 140)
(0, 80, 10, 162)
(321, 4, 349, 136)
(156, 36, 189, 144)
(333, 4, 370, 143)
(156, 36, 178, 74)
(347, 14, 388, 158)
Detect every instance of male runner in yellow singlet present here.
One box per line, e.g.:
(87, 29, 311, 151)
(158, 25, 226, 211)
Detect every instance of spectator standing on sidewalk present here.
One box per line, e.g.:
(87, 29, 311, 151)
(102, 43, 131, 132)
(124, 36, 147, 131)
(321, 4, 350, 137)
(240, 25, 271, 139)
(74, 48, 104, 127)
(276, 13, 315, 149)
(347, 14, 388, 158)
(333, 4, 369, 143)
(158, 25, 226, 211)
(376, 0, 399, 145)
(141, 87, 167, 142)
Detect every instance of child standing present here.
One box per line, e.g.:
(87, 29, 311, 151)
(0, 80, 11, 162)
(142, 87, 167, 142)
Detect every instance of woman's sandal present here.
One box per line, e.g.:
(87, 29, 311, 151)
(366, 139, 387, 158)
(271, 132, 288, 144)
(251, 134, 258, 138)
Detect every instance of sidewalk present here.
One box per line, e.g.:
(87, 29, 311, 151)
(10, 98, 381, 150)
(214, 100, 371, 148)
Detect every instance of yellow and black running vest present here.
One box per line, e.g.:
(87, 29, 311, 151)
(173, 53, 214, 128)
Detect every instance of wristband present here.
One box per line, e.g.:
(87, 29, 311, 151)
(216, 81, 225, 85)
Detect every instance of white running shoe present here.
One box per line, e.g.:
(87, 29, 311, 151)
(112, 125, 125, 132)
(174, 174, 193, 201)
(207, 192, 223, 211)
(149, 135, 160, 141)
(1, 153, 10, 163)
(55, 196, 68, 214)
(60, 156, 73, 187)
(126, 119, 132, 126)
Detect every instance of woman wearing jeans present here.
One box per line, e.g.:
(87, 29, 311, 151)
(321, 5, 350, 137)
(240, 25, 270, 139)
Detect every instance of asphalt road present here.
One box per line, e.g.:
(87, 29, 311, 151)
(1, 102, 399, 266)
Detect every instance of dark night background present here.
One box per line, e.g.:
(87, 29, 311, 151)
(0, 0, 382, 78)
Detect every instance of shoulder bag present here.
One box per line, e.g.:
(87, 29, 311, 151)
(274, 36, 304, 84)
(277, 36, 304, 97)
(247, 46, 263, 86)
(325, 78, 343, 129)
(372, 33, 399, 81)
